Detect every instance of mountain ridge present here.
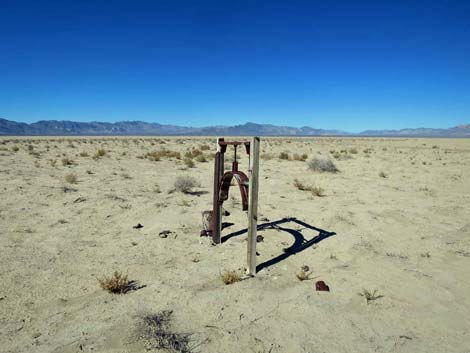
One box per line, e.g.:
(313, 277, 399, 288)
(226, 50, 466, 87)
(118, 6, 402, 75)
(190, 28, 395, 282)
(1, 118, 469, 137)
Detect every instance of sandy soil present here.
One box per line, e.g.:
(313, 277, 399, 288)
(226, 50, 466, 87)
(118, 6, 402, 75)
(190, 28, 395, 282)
(0, 136, 469, 353)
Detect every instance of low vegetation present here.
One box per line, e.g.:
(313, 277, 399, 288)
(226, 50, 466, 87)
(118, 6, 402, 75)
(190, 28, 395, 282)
(98, 271, 131, 294)
(174, 176, 197, 193)
(359, 288, 383, 304)
(307, 157, 339, 173)
(220, 270, 241, 285)
(135, 310, 192, 353)
(293, 178, 325, 197)
(64, 173, 77, 184)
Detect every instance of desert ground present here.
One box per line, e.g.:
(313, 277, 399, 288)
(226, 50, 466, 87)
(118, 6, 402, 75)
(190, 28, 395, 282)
(0, 136, 469, 353)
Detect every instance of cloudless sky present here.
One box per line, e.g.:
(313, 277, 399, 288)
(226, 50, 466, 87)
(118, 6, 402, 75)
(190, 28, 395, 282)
(1, 0, 469, 131)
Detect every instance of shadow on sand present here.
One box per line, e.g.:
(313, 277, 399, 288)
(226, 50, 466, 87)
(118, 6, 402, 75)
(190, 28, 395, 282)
(221, 217, 336, 272)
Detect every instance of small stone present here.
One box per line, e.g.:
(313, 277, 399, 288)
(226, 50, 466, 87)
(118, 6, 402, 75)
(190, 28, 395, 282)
(159, 230, 172, 238)
(315, 280, 330, 292)
(132, 223, 143, 229)
(256, 235, 264, 243)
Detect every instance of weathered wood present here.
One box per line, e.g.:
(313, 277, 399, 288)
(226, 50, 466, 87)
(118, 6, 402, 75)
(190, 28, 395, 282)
(211, 137, 225, 244)
(247, 136, 260, 275)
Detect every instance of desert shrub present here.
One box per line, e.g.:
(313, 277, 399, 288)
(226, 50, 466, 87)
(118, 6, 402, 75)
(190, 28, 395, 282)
(61, 157, 74, 166)
(80, 151, 89, 157)
(94, 148, 106, 159)
(200, 144, 211, 151)
(307, 157, 338, 173)
(349, 148, 358, 154)
(293, 179, 324, 196)
(184, 149, 203, 159)
(221, 271, 241, 285)
(293, 153, 308, 161)
(260, 153, 273, 160)
(195, 154, 207, 162)
(293, 178, 310, 191)
(145, 150, 181, 161)
(174, 176, 197, 193)
(64, 173, 77, 184)
(183, 158, 195, 168)
(311, 186, 324, 197)
(279, 152, 289, 160)
(98, 271, 131, 294)
(135, 310, 192, 353)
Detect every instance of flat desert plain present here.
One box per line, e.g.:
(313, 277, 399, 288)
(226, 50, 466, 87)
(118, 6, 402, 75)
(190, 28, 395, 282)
(1, 136, 469, 353)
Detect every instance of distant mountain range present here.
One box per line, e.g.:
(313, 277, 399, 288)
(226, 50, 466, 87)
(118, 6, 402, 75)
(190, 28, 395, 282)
(1, 118, 469, 137)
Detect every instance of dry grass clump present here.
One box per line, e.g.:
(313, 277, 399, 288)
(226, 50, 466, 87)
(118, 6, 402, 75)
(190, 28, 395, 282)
(61, 157, 74, 166)
(64, 173, 77, 184)
(379, 171, 388, 178)
(135, 310, 192, 353)
(260, 153, 274, 160)
(11, 146, 20, 152)
(199, 144, 211, 151)
(221, 270, 241, 285)
(279, 152, 289, 160)
(307, 157, 339, 173)
(174, 176, 197, 193)
(184, 148, 203, 159)
(183, 158, 195, 168)
(311, 186, 324, 197)
(293, 153, 308, 161)
(293, 179, 324, 197)
(145, 150, 181, 161)
(195, 154, 207, 162)
(98, 271, 131, 294)
(293, 178, 310, 191)
(79, 151, 89, 157)
(94, 148, 106, 159)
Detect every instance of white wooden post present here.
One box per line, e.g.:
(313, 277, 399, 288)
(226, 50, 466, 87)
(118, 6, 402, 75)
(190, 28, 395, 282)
(247, 136, 260, 275)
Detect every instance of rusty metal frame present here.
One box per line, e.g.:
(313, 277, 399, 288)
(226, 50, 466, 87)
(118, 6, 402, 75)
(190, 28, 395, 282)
(202, 137, 252, 244)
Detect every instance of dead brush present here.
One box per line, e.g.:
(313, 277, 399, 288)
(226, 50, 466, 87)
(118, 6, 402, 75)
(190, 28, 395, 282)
(134, 310, 193, 353)
(293, 153, 308, 161)
(174, 176, 198, 193)
(293, 179, 324, 197)
(307, 157, 339, 173)
(61, 157, 74, 166)
(379, 171, 388, 178)
(98, 271, 131, 294)
(145, 150, 181, 161)
(64, 173, 77, 184)
(359, 288, 383, 304)
(94, 148, 106, 159)
(220, 270, 241, 285)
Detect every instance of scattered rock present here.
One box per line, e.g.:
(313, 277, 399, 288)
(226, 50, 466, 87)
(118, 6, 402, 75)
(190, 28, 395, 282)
(256, 235, 264, 243)
(315, 280, 330, 292)
(133, 223, 144, 229)
(159, 230, 172, 238)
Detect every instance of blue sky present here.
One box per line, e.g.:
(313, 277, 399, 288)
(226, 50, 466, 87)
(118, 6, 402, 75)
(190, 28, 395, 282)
(1, 0, 469, 132)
